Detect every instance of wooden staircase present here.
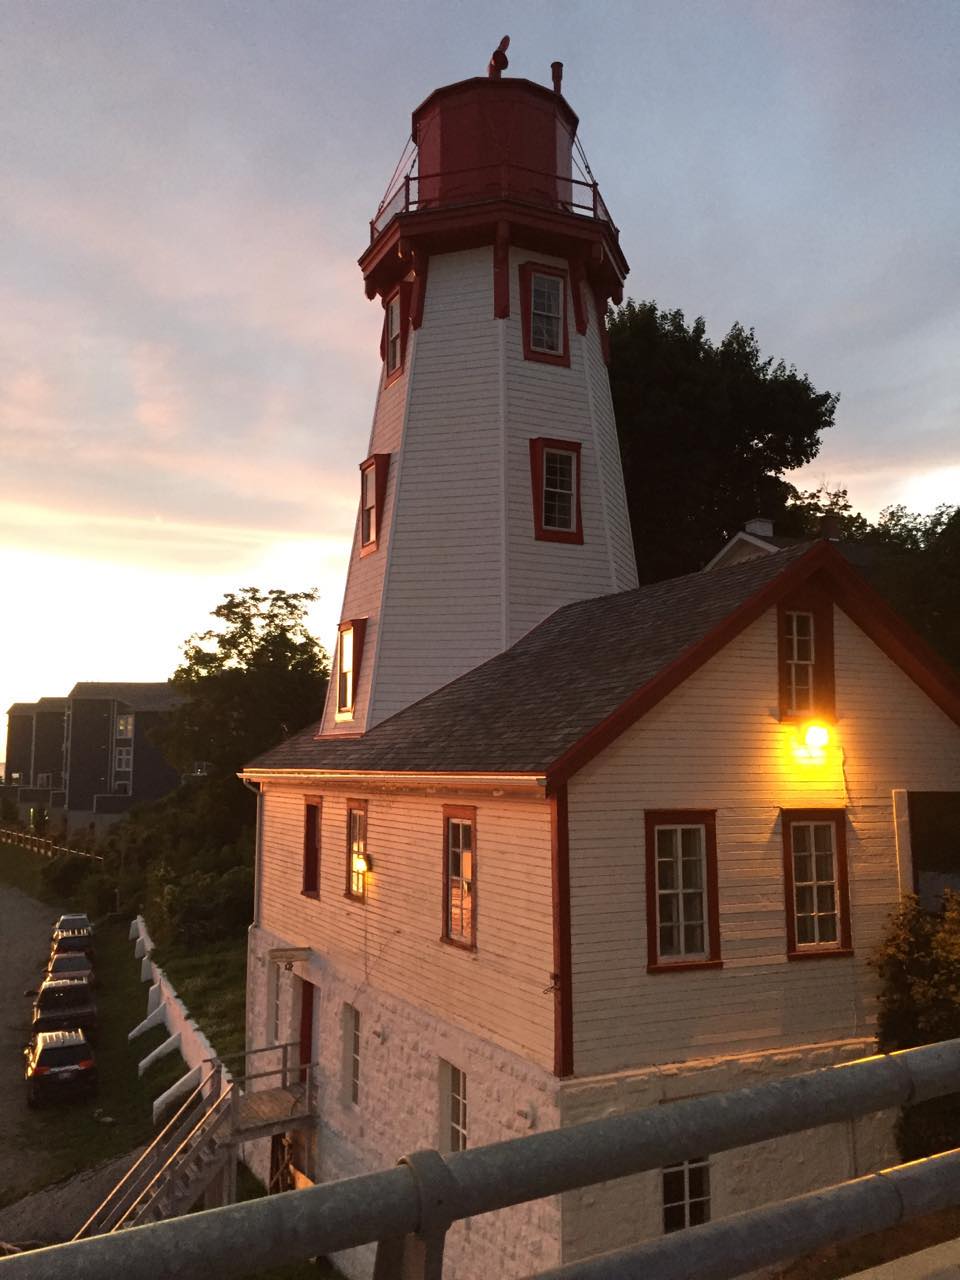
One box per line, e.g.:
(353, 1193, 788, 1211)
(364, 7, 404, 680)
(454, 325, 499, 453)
(75, 1044, 317, 1240)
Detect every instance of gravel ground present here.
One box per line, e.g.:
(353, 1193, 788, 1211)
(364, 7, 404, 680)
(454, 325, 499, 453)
(0, 884, 58, 1193)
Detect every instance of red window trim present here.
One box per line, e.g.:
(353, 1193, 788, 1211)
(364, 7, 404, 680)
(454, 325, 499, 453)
(345, 798, 368, 903)
(381, 282, 412, 386)
(777, 585, 835, 722)
(781, 809, 852, 959)
(529, 437, 584, 544)
(519, 261, 571, 367)
(359, 454, 391, 557)
(336, 618, 367, 716)
(645, 810, 722, 974)
(441, 804, 477, 951)
(301, 797, 322, 898)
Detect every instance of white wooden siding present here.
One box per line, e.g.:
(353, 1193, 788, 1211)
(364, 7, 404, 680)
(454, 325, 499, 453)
(567, 606, 960, 1076)
(325, 243, 638, 732)
(258, 785, 556, 1069)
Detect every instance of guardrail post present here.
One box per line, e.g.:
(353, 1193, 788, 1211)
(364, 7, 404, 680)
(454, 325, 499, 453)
(373, 1150, 460, 1280)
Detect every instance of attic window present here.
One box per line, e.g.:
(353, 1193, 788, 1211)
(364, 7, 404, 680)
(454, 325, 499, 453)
(335, 619, 367, 719)
(519, 262, 570, 367)
(359, 454, 390, 556)
(529, 438, 583, 544)
(778, 591, 835, 720)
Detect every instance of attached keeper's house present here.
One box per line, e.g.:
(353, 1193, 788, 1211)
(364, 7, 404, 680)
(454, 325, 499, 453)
(242, 49, 960, 1280)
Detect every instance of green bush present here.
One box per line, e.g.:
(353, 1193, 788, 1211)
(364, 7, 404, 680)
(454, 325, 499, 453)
(154, 864, 255, 947)
(40, 851, 96, 903)
(872, 893, 960, 1159)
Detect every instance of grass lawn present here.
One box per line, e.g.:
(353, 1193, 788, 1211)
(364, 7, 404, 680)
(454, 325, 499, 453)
(153, 934, 247, 1063)
(0, 842, 184, 1207)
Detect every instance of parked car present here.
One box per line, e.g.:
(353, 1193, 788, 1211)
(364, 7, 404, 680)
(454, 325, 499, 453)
(53, 912, 92, 935)
(31, 976, 98, 1041)
(45, 950, 96, 986)
(50, 927, 94, 959)
(24, 1029, 97, 1107)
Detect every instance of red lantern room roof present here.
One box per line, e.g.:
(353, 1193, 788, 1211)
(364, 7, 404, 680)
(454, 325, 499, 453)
(360, 60, 627, 306)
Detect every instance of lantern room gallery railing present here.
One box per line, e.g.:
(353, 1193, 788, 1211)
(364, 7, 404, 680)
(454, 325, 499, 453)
(370, 162, 616, 241)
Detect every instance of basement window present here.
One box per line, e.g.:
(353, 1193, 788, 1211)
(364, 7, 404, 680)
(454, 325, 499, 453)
(662, 1157, 711, 1232)
(439, 1059, 467, 1153)
(529, 438, 583, 544)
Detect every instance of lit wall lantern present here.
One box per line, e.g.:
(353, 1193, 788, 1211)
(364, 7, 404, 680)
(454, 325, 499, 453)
(792, 720, 832, 764)
(352, 852, 371, 876)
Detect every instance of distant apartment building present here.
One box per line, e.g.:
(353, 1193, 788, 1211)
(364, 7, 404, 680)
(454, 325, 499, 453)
(3, 682, 183, 833)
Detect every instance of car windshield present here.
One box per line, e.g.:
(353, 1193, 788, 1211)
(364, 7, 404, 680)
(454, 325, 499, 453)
(57, 915, 89, 930)
(52, 956, 90, 972)
(38, 1045, 88, 1067)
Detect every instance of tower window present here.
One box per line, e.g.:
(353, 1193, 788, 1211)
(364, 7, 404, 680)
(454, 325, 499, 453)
(335, 619, 367, 718)
(529, 438, 583, 544)
(381, 285, 411, 384)
(386, 296, 401, 373)
(359, 454, 391, 556)
(519, 262, 570, 367)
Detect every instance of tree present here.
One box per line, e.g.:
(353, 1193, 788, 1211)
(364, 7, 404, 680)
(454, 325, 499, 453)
(157, 587, 330, 778)
(608, 300, 839, 582)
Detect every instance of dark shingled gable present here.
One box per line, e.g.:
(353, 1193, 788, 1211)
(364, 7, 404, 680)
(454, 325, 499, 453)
(248, 543, 818, 777)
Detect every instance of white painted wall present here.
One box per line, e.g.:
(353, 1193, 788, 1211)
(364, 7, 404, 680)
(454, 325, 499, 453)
(256, 782, 556, 1070)
(322, 243, 638, 735)
(566, 605, 960, 1076)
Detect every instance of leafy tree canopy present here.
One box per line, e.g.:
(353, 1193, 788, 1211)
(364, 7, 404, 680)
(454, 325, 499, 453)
(608, 300, 839, 582)
(156, 586, 330, 778)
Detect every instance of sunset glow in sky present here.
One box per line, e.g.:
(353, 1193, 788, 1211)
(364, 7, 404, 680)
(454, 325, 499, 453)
(2, 0, 958, 740)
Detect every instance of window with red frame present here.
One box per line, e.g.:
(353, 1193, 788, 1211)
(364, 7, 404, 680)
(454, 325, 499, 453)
(302, 799, 321, 897)
(346, 801, 368, 901)
(529, 438, 583, 543)
(359, 454, 390, 556)
(781, 809, 851, 958)
(442, 806, 476, 949)
(335, 619, 366, 717)
(381, 285, 411, 383)
(519, 262, 570, 366)
(777, 590, 835, 719)
(645, 811, 721, 972)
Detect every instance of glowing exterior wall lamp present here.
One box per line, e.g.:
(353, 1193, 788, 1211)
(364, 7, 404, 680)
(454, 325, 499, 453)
(792, 720, 833, 765)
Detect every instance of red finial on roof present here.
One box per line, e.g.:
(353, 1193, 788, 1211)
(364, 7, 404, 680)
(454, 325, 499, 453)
(488, 35, 509, 79)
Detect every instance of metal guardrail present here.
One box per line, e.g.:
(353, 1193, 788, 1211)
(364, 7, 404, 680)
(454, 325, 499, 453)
(370, 162, 615, 240)
(0, 826, 103, 862)
(4, 1038, 960, 1278)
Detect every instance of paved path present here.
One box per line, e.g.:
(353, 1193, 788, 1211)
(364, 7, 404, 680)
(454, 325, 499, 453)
(0, 883, 58, 1197)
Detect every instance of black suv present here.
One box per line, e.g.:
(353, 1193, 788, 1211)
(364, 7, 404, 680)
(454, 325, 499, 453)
(24, 1030, 97, 1106)
(45, 950, 96, 986)
(31, 977, 98, 1041)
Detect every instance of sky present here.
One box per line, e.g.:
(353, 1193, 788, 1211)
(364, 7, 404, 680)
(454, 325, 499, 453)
(1, 0, 958, 743)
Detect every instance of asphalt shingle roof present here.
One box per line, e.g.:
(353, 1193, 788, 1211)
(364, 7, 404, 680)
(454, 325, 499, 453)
(249, 543, 817, 777)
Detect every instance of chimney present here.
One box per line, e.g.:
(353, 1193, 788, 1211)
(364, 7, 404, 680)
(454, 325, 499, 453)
(745, 517, 774, 539)
(551, 61, 563, 94)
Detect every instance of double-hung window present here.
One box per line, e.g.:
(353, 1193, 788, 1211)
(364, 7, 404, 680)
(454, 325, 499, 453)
(382, 286, 411, 383)
(114, 745, 133, 772)
(519, 262, 570, 366)
(346, 801, 368, 901)
(335, 619, 366, 718)
(343, 1004, 361, 1105)
(529, 438, 583, 544)
(386, 296, 401, 374)
(359, 454, 390, 556)
(443, 806, 476, 948)
(440, 1059, 467, 1153)
(662, 1157, 711, 1233)
(116, 714, 134, 739)
(777, 592, 835, 720)
(645, 811, 721, 972)
(781, 810, 851, 958)
(302, 800, 321, 897)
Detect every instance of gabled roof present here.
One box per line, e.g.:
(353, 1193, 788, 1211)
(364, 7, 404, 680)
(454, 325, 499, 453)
(67, 682, 182, 711)
(248, 540, 960, 787)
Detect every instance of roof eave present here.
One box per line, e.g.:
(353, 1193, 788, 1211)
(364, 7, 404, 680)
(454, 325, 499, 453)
(239, 767, 547, 795)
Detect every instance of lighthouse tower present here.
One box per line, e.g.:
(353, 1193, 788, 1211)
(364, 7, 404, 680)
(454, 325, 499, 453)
(320, 47, 637, 737)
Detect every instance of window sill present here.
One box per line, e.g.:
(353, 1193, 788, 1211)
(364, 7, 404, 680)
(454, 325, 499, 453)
(439, 935, 477, 954)
(344, 891, 366, 905)
(525, 347, 571, 368)
(534, 526, 584, 545)
(647, 959, 723, 975)
(334, 710, 355, 723)
(384, 365, 404, 387)
(300, 890, 319, 901)
(359, 540, 380, 558)
(787, 947, 853, 962)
